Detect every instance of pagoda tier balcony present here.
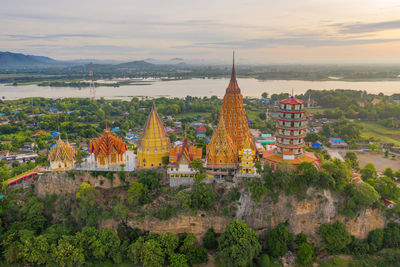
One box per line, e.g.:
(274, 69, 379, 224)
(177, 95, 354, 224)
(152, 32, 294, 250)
(277, 126, 307, 131)
(277, 118, 307, 123)
(276, 143, 306, 149)
(276, 133, 306, 139)
(279, 110, 306, 114)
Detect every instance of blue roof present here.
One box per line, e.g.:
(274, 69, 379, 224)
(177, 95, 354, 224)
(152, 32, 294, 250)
(67, 110, 74, 115)
(125, 134, 138, 138)
(0, 113, 4, 117)
(193, 117, 198, 120)
(84, 148, 89, 152)
(0, 195, 4, 199)
(330, 138, 345, 143)
(50, 144, 56, 149)
(312, 143, 323, 147)
(12, 110, 20, 114)
(196, 134, 206, 138)
(49, 108, 58, 112)
(205, 138, 211, 144)
(112, 127, 120, 132)
(51, 131, 60, 137)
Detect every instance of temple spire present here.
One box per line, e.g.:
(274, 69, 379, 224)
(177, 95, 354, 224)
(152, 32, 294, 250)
(227, 51, 240, 93)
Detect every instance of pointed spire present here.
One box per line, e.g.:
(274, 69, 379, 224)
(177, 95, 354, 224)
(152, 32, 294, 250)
(226, 51, 240, 93)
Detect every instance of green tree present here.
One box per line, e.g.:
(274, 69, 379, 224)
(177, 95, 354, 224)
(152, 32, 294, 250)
(20, 235, 50, 265)
(190, 158, 203, 172)
(361, 163, 377, 179)
(345, 152, 359, 169)
(367, 229, 384, 252)
(179, 233, 208, 265)
(51, 235, 85, 267)
(141, 239, 165, 267)
(296, 242, 314, 264)
(265, 223, 294, 258)
(383, 168, 394, 179)
(218, 220, 261, 267)
(203, 228, 218, 250)
(319, 221, 351, 253)
(190, 184, 216, 211)
(169, 253, 189, 267)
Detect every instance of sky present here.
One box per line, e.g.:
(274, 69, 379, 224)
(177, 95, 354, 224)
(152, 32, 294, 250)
(1, 0, 400, 64)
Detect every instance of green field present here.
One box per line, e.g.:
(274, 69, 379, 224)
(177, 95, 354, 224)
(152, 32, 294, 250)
(356, 121, 400, 146)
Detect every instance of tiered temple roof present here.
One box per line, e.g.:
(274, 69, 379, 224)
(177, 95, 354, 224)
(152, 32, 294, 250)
(169, 132, 202, 165)
(49, 137, 77, 162)
(220, 53, 254, 151)
(206, 112, 238, 168)
(137, 102, 170, 168)
(89, 129, 128, 158)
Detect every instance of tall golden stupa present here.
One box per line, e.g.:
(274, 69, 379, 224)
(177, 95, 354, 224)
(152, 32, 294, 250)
(220, 52, 254, 151)
(206, 53, 255, 175)
(137, 102, 170, 168)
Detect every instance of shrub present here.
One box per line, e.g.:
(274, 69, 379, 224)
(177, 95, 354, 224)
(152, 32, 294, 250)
(203, 228, 218, 250)
(319, 221, 351, 253)
(296, 242, 314, 264)
(265, 223, 294, 258)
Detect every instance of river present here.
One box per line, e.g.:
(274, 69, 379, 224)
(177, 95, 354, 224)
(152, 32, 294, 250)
(1, 78, 399, 100)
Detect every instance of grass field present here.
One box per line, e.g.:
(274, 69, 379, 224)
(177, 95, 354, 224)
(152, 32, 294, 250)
(355, 121, 400, 146)
(174, 112, 211, 119)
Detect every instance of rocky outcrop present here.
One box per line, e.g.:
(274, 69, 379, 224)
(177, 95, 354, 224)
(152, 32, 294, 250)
(33, 172, 386, 242)
(127, 214, 230, 239)
(35, 171, 128, 198)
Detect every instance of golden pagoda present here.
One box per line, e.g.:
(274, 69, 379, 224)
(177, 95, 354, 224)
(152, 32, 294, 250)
(239, 137, 256, 174)
(49, 137, 77, 171)
(206, 112, 238, 169)
(137, 102, 170, 168)
(89, 128, 128, 168)
(221, 52, 254, 151)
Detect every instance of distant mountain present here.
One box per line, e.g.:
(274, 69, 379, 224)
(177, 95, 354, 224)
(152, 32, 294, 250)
(171, 57, 184, 61)
(116, 60, 155, 70)
(0, 51, 58, 67)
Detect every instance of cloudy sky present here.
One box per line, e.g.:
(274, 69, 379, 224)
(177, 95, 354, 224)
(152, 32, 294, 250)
(1, 0, 400, 64)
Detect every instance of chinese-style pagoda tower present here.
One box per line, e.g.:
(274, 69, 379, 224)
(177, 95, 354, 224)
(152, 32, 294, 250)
(89, 128, 128, 168)
(137, 102, 170, 168)
(49, 137, 77, 171)
(221, 52, 254, 151)
(264, 96, 320, 170)
(239, 137, 256, 174)
(206, 112, 238, 169)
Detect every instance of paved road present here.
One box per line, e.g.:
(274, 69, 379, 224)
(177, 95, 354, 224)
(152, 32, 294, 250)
(326, 148, 345, 161)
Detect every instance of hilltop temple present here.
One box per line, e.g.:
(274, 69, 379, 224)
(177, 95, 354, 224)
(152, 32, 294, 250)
(137, 102, 170, 168)
(49, 137, 77, 171)
(168, 131, 203, 182)
(89, 128, 128, 169)
(264, 96, 320, 170)
(206, 53, 256, 177)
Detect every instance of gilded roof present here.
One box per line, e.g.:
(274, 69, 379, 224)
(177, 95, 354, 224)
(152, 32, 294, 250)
(169, 136, 202, 164)
(139, 102, 170, 153)
(48, 137, 77, 162)
(221, 52, 254, 150)
(206, 112, 238, 165)
(89, 129, 127, 157)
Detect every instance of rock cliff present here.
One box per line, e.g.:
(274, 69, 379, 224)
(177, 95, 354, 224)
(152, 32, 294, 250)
(33, 172, 385, 241)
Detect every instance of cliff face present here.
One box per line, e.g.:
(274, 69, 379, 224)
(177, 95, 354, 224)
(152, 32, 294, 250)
(33, 172, 385, 241)
(235, 188, 384, 240)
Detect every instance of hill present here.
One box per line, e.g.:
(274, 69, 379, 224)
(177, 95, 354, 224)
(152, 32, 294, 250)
(116, 60, 155, 70)
(0, 51, 58, 67)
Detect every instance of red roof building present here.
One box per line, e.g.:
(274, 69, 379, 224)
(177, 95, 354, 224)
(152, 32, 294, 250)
(264, 96, 320, 170)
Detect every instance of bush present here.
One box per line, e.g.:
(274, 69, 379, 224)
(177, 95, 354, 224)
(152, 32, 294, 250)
(296, 242, 314, 264)
(367, 229, 384, 252)
(203, 228, 218, 250)
(218, 220, 261, 267)
(319, 221, 351, 253)
(383, 222, 400, 249)
(190, 184, 216, 211)
(265, 223, 294, 258)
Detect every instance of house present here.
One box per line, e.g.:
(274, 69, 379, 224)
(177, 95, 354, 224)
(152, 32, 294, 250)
(33, 131, 47, 137)
(329, 138, 347, 148)
(21, 142, 35, 152)
(384, 199, 395, 209)
(196, 126, 207, 137)
(371, 98, 383, 106)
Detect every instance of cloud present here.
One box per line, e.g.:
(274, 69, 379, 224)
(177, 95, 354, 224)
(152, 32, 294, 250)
(334, 20, 400, 34)
(6, 33, 104, 40)
(180, 36, 400, 49)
